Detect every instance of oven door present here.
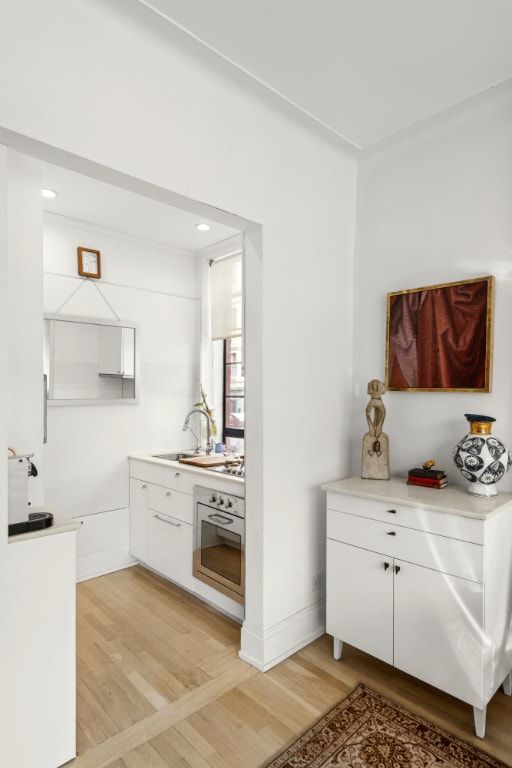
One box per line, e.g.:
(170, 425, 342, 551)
(194, 502, 245, 602)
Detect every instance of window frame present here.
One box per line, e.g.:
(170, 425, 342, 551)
(222, 337, 244, 445)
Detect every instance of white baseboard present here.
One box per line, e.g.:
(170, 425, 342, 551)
(240, 599, 326, 671)
(76, 550, 137, 582)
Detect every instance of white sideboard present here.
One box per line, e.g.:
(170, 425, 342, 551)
(323, 477, 512, 738)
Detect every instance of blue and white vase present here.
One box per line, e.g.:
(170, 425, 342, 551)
(453, 414, 512, 496)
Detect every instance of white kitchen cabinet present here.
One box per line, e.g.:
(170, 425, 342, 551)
(129, 460, 194, 591)
(98, 325, 134, 377)
(146, 508, 194, 590)
(323, 477, 512, 738)
(129, 478, 148, 561)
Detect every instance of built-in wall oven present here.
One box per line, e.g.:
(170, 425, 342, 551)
(193, 485, 245, 604)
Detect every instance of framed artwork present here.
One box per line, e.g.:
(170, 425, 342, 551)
(385, 276, 494, 392)
(77, 247, 101, 279)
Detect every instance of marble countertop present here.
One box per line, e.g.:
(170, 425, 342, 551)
(129, 451, 245, 486)
(322, 476, 512, 520)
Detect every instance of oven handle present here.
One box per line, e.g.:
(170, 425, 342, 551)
(208, 513, 235, 526)
(154, 513, 181, 528)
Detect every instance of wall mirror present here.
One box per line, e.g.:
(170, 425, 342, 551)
(44, 314, 138, 405)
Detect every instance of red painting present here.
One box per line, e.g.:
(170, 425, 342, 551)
(385, 276, 494, 391)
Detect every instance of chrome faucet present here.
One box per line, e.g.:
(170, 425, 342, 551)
(182, 408, 213, 455)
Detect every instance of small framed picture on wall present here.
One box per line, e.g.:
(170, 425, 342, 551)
(77, 247, 101, 279)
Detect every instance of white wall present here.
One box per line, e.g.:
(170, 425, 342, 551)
(7, 152, 44, 505)
(0, 147, 7, 545)
(43, 213, 199, 517)
(43, 213, 200, 580)
(0, 0, 358, 674)
(352, 83, 512, 490)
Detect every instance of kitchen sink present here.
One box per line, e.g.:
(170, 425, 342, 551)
(152, 452, 189, 461)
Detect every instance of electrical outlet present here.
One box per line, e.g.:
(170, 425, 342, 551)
(309, 572, 325, 592)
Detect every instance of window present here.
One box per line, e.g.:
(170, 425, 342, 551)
(223, 336, 244, 453)
(210, 253, 242, 340)
(209, 249, 244, 453)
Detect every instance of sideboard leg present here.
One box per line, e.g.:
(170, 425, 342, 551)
(333, 638, 343, 660)
(473, 705, 486, 739)
(503, 671, 512, 696)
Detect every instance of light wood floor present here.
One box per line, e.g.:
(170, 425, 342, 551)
(67, 566, 512, 768)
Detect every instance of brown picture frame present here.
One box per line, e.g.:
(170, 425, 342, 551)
(385, 276, 494, 392)
(77, 247, 101, 279)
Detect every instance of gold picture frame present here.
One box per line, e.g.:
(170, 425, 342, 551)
(385, 276, 494, 392)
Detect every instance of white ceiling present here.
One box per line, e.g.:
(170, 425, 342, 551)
(42, 163, 242, 252)
(138, 0, 512, 149)
(43, 0, 512, 248)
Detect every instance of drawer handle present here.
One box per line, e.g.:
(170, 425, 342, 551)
(141, 484, 147, 489)
(387, 531, 396, 536)
(154, 514, 181, 528)
(166, 491, 172, 497)
(395, 565, 401, 574)
(388, 509, 397, 514)
(175, 472, 180, 478)
(383, 562, 390, 571)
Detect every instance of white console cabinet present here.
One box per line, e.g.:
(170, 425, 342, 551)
(323, 477, 512, 738)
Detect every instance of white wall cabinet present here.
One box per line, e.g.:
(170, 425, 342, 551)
(323, 477, 512, 739)
(98, 325, 135, 377)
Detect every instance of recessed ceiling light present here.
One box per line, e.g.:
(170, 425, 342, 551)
(195, 223, 210, 231)
(42, 188, 58, 199)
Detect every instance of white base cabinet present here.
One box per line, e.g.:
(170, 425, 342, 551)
(147, 503, 194, 591)
(128, 456, 245, 607)
(323, 477, 512, 738)
(129, 460, 194, 591)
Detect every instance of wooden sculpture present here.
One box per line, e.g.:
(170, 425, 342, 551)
(362, 378, 390, 479)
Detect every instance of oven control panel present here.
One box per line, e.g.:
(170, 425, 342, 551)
(194, 485, 245, 519)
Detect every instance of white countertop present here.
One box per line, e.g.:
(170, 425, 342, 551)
(8, 503, 81, 543)
(322, 476, 512, 520)
(129, 451, 245, 487)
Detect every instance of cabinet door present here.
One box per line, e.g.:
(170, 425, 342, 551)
(326, 539, 393, 665)
(394, 560, 484, 707)
(147, 511, 194, 591)
(98, 325, 123, 375)
(129, 478, 148, 561)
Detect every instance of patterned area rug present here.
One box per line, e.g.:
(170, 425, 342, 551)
(263, 683, 509, 767)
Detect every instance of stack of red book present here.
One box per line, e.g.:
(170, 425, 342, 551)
(407, 467, 448, 489)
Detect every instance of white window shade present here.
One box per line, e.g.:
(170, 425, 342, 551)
(210, 252, 242, 340)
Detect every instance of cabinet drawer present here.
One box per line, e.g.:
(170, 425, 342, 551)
(327, 509, 483, 582)
(147, 484, 193, 524)
(161, 466, 195, 495)
(130, 459, 163, 486)
(326, 491, 483, 544)
(147, 513, 194, 590)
